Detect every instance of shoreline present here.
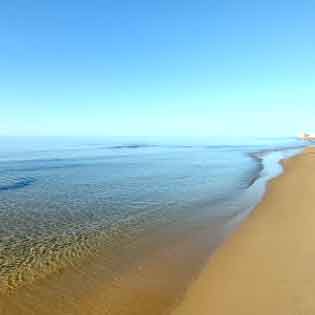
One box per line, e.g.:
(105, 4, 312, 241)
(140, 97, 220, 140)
(172, 146, 315, 315)
(0, 145, 308, 315)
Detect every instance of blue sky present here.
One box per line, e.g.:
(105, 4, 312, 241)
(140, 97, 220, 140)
(1, 0, 314, 137)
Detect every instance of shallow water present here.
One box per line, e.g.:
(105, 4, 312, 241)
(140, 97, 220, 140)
(0, 136, 307, 314)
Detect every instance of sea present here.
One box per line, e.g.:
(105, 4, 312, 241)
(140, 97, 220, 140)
(0, 136, 308, 314)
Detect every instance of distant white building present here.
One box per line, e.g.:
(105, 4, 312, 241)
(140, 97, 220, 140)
(299, 132, 315, 140)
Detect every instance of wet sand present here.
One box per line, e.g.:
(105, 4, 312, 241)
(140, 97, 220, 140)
(173, 147, 315, 315)
(0, 216, 225, 315)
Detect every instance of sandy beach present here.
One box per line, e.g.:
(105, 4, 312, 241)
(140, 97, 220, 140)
(0, 146, 311, 315)
(172, 146, 315, 315)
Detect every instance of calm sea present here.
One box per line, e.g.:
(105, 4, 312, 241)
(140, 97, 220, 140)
(0, 136, 307, 314)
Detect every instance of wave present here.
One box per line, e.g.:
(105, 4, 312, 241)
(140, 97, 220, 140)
(0, 176, 36, 192)
(108, 144, 159, 149)
(244, 153, 264, 188)
(246, 144, 306, 188)
(250, 144, 306, 159)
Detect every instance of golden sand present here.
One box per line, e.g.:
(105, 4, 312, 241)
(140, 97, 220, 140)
(172, 147, 315, 315)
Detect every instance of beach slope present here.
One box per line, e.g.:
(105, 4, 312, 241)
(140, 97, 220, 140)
(173, 147, 315, 315)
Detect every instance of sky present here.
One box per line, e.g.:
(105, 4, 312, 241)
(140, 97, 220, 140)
(1, 0, 315, 137)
